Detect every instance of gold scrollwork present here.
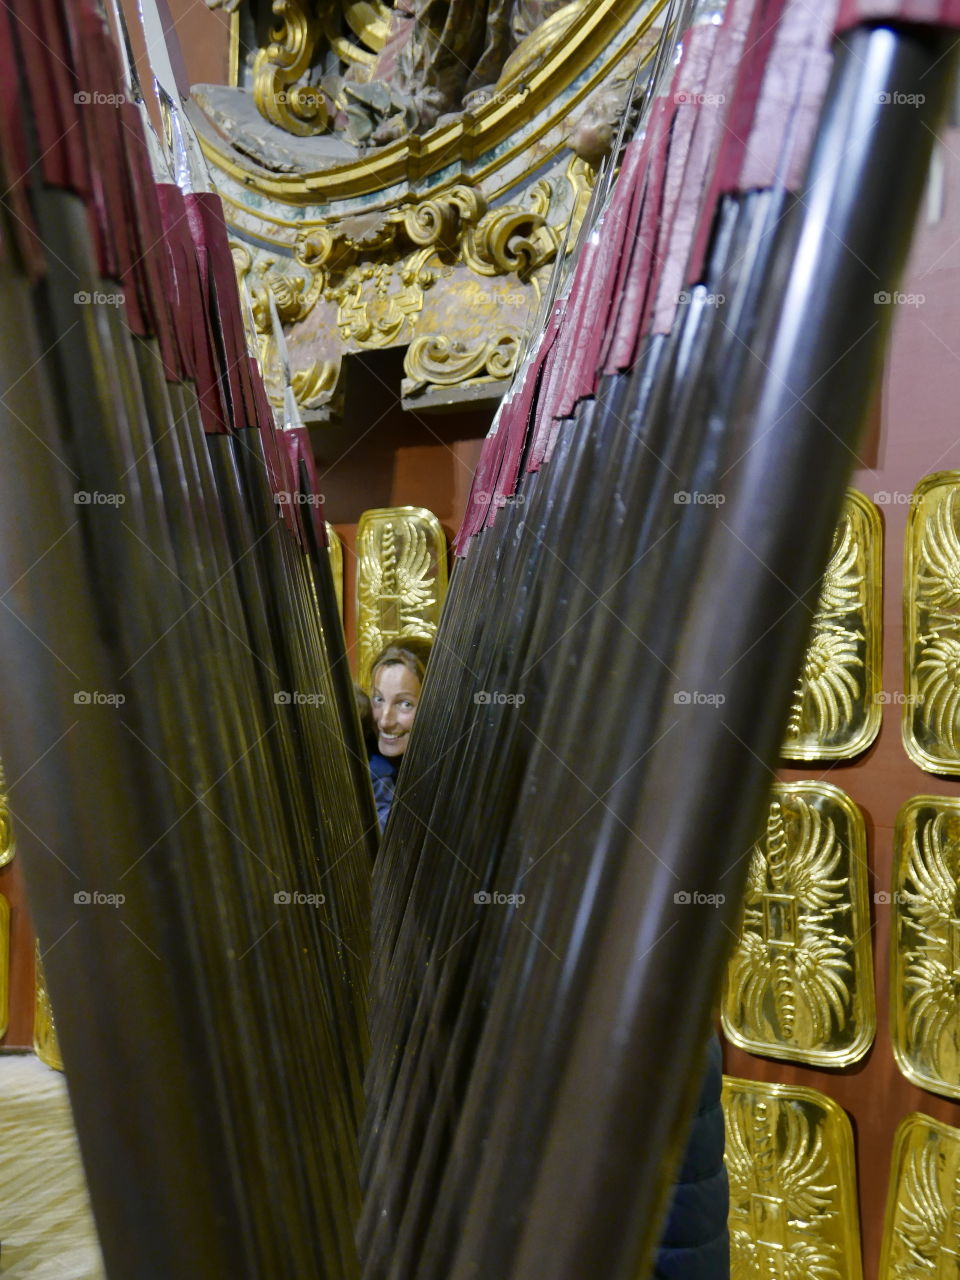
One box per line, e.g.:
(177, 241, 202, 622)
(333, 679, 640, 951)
(891, 796, 960, 1098)
(357, 506, 448, 688)
(326, 523, 344, 619)
(253, 0, 329, 137)
(334, 248, 436, 347)
(0, 757, 14, 868)
(782, 489, 882, 760)
(403, 330, 521, 392)
(722, 782, 875, 1068)
(462, 198, 559, 281)
(723, 1076, 862, 1280)
(291, 360, 339, 407)
(904, 474, 960, 773)
(34, 943, 63, 1072)
(880, 1112, 960, 1276)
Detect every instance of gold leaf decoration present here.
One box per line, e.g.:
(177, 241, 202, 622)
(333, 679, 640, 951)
(0, 756, 14, 868)
(723, 1077, 862, 1280)
(903, 474, 960, 773)
(327, 522, 344, 620)
(252, 0, 329, 137)
(879, 1112, 960, 1276)
(782, 489, 882, 760)
(34, 942, 63, 1072)
(722, 782, 875, 1067)
(357, 507, 447, 687)
(891, 797, 960, 1098)
(403, 331, 521, 393)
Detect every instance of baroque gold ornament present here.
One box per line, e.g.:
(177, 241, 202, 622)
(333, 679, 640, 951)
(0, 756, 14, 868)
(904, 475, 960, 773)
(34, 943, 63, 1072)
(722, 783, 875, 1067)
(879, 1112, 960, 1276)
(890, 796, 960, 1098)
(782, 489, 882, 760)
(252, 0, 329, 137)
(327, 522, 344, 619)
(357, 507, 447, 687)
(723, 1077, 862, 1280)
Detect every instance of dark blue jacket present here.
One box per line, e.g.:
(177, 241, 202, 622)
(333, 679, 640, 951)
(369, 752, 398, 831)
(654, 1034, 729, 1279)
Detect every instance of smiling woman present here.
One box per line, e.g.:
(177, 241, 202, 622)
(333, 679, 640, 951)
(367, 637, 433, 829)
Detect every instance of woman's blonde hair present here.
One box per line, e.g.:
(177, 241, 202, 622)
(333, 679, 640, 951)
(369, 636, 433, 691)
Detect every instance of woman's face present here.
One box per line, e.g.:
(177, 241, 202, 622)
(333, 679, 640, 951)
(371, 663, 421, 758)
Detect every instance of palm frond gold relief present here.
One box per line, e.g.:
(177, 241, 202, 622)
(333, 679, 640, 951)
(782, 490, 881, 760)
(880, 1113, 960, 1277)
(721, 783, 875, 1067)
(891, 798, 960, 1098)
(357, 507, 448, 686)
(723, 1078, 862, 1280)
(904, 475, 960, 773)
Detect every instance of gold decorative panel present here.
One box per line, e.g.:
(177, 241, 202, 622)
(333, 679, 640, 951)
(904, 473, 960, 773)
(879, 1112, 960, 1276)
(724, 1077, 862, 1280)
(0, 757, 14, 867)
(326, 522, 344, 620)
(890, 796, 960, 1098)
(356, 506, 447, 688)
(722, 782, 875, 1067)
(782, 489, 882, 760)
(34, 943, 63, 1072)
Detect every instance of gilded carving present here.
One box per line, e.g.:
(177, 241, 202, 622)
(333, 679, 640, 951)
(252, 0, 329, 136)
(333, 249, 436, 346)
(404, 330, 521, 392)
(722, 783, 875, 1068)
(462, 186, 558, 281)
(890, 797, 960, 1099)
(782, 490, 882, 761)
(34, 943, 63, 1072)
(357, 506, 447, 686)
(723, 1077, 862, 1280)
(0, 757, 14, 868)
(327, 523, 344, 619)
(879, 1112, 960, 1276)
(904, 475, 960, 773)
